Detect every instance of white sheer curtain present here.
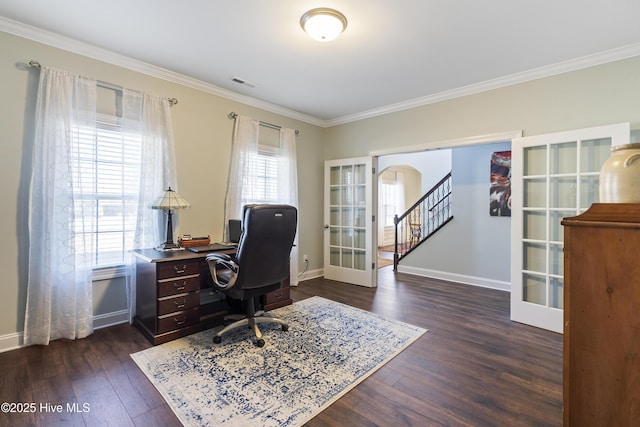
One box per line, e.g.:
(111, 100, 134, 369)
(224, 115, 259, 225)
(25, 66, 97, 345)
(278, 127, 299, 284)
(224, 115, 300, 284)
(125, 90, 178, 322)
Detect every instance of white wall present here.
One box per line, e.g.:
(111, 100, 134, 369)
(378, 150, 452, 193)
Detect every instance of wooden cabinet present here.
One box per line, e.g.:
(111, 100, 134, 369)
(562, 203, 640, 426)
(131, 248, 291, 345)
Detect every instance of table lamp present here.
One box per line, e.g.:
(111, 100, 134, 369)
(151, 186, 191, 250)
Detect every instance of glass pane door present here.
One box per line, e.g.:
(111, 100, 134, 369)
(324, 157, 374, 287)
(511, 123, 629, 333)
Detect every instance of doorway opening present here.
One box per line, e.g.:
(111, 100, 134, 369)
(376, 150, 452, 269)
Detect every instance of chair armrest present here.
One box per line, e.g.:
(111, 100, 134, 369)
(206, 253, 239, 290)
(206, 252, 233, 263)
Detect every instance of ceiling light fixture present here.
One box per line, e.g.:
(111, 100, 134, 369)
(300, 8, 347, 42)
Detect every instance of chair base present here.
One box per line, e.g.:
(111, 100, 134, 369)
(213, 310, 289, 347)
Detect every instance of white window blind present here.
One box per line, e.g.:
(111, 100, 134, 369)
(243, 147, 278, 204)
(71, 115, 142, 268)
(246, 151, 278, 203)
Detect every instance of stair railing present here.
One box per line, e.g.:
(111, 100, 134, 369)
(393, 172, 453, 269)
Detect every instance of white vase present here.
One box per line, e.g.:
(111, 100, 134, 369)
(600, 143, 640, 202)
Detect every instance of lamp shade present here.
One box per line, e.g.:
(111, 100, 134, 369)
(152, 187, 190, 250)
(151, 187, 190, 210)
(300, 8, 347, 42)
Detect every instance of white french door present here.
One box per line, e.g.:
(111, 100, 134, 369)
(511, 123, 629, 333)
(324, 157, 376, 288)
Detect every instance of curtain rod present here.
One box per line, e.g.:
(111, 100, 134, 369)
(26, 60, 178, 106)
(228, 112, 299, 135)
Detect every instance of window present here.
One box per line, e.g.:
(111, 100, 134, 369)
(71, 114, 142, 268)
(381, 182, 402, 226)
(243, 148, 278, 204)
(241, 126, 281, 205)
(379, 170, 405, 226)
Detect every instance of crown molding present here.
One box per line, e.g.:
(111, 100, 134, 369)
(3, 16, 640, 129)
(0, 16, 326, 127)
(326, 42, 640, 127)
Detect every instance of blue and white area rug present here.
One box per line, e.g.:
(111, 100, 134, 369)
(131, 296, 426, 427)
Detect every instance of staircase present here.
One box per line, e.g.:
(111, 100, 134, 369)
(393, 172, 453, 270)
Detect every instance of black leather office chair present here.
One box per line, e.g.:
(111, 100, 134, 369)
(206, 204, 297, 347)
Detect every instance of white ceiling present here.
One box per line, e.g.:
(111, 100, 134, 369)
(2, 0, 640, 126)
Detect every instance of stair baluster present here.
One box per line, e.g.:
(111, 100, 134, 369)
(393, 172, 453, 270)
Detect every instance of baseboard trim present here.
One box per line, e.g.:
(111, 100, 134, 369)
(396, 265, 511, 292)
(0, 332, 23, 353)
(297, 268, 324, 283)
(0, 310, 130, 354)
(93, 309, 129, 330)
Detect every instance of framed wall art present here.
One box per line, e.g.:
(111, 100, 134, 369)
(490, 150, 511, 216)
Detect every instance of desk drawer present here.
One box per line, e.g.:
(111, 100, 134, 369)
(157, 291, 200, 316)
(265, 285, 290, 305)
(157, 307, 200, 334)
(158, 260, 200, 279)
(157, 276, 200, 297)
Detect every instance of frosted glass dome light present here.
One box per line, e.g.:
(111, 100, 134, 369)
(300, 8, 347, 42)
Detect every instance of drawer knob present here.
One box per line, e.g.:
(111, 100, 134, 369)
(174, 298, 187, 309)
(173, 281, 187, 291)
(174, 316, 186, 326)
(174, 264, 188, 274)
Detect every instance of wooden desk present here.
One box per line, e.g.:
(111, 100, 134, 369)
(131, 248, 292, 345)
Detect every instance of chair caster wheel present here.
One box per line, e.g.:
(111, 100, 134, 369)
(282, 324, 289, 331)
(256, 339, 265, 347)
(213, 336, 222, 344)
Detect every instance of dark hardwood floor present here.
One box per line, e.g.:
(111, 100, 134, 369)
(0, 267, 563, 426)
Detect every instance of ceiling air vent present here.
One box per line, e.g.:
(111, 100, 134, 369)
(231, 76, 256, 88)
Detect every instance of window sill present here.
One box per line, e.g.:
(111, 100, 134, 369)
(92, 265, 129, 281)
